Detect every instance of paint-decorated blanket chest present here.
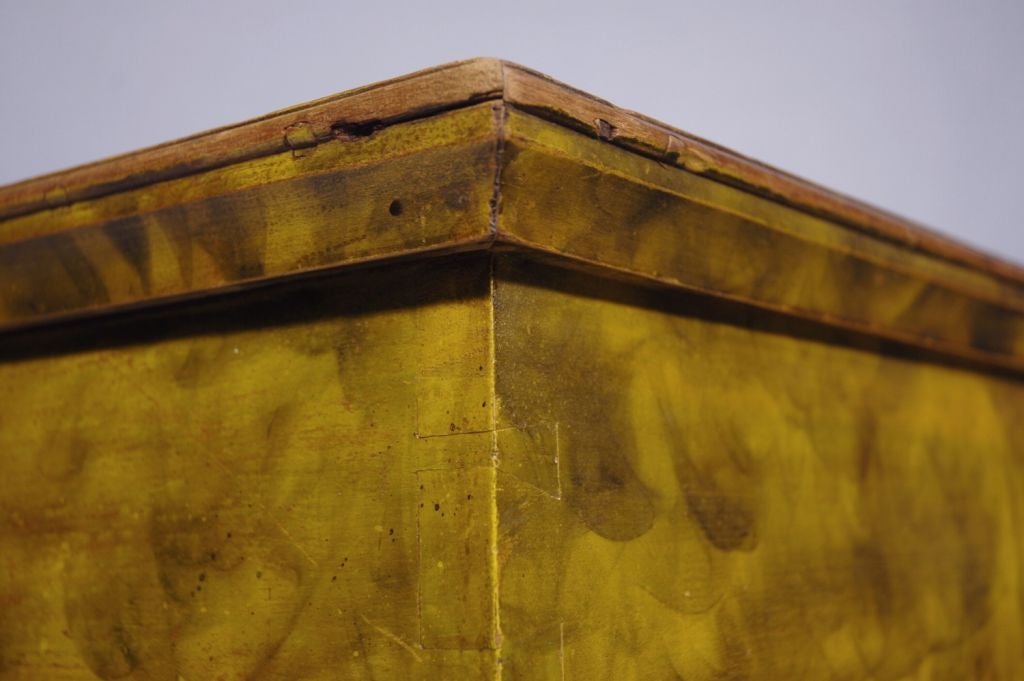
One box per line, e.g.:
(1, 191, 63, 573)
(0, 59, 1021, 679)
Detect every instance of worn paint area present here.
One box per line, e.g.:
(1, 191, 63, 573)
(0, 256, 497, 680)
(0, 103, 500, 330)
(492, 255, 1024, 680)
(497, 109, 1024, 371)
(1, 250, 1021, 679)
(1, 59, 1022, 681)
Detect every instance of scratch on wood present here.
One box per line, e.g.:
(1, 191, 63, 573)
(414, 428, 498, 440)
(413, 424, 546, 440)
(494, 422, 562, 500)
(559, 621, 566, 680)
(495, 468, 562, 501)
(273, 518, 319, 569)
(554, 421, 562, 501)
(361, 614, 424, 663)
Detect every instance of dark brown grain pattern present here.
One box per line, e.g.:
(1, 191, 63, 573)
(0, 104, 501, 332)
(492, 255, 1024, 679)
(495, 110, 1024, 372)
(501, 62, 1024, 285)
(0, 256, 499, 679)
(2, 59, 1023, 375)
(0, 59, 505, 221)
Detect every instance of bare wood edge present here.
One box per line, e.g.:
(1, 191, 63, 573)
(0, 58, 507, 222)
(2, 57, 1021, 284)
(499, 62, 1024, 287)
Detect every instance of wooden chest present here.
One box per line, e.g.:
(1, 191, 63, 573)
(0, 59, 1021, 679)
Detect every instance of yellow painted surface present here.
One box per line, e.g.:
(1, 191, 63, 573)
(0, 103, 500, 329)
(1, 251, 1022, 678)
(0, 78, 1021, 680)
(0, 257, 497, 679)
(492, 256, 1024, 680)
(498, 109, 1024, 368)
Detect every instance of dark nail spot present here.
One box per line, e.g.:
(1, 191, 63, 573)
(332, 119, 382, 139)
(388, 199, 403, 216)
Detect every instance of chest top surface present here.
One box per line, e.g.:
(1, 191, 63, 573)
(0, 58, 1021, 374)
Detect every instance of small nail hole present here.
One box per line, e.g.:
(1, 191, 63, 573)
(389, 200, 403, 216)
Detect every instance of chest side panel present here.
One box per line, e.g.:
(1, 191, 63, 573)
(0, 256, 498, 679)
(493, 255, 1024, 680)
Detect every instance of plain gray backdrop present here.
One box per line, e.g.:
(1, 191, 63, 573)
(1, 0, 1022, 264)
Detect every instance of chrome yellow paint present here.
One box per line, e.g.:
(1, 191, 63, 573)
(0, 103, 500, 329)
(2, 250, 1021, 679)
(492, 256, 1024, 680)
(0, 257, 497, 679)
(1, 68, 1022, 680)
(498, 109, 1024, 369)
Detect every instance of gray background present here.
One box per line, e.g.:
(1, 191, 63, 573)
(2, 0, 1022, 264)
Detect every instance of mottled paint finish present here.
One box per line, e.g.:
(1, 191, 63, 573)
(0, 257, 498, 679)
(1, 63, 1023, 681)
(4, 102, 1024, 376)
(498, 110, 1024, 371)
(0, 104, 500, 329)
(493, 256, 1024, 680)
(1, 252, 1021, 678)
(0, 59, 506, 222)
